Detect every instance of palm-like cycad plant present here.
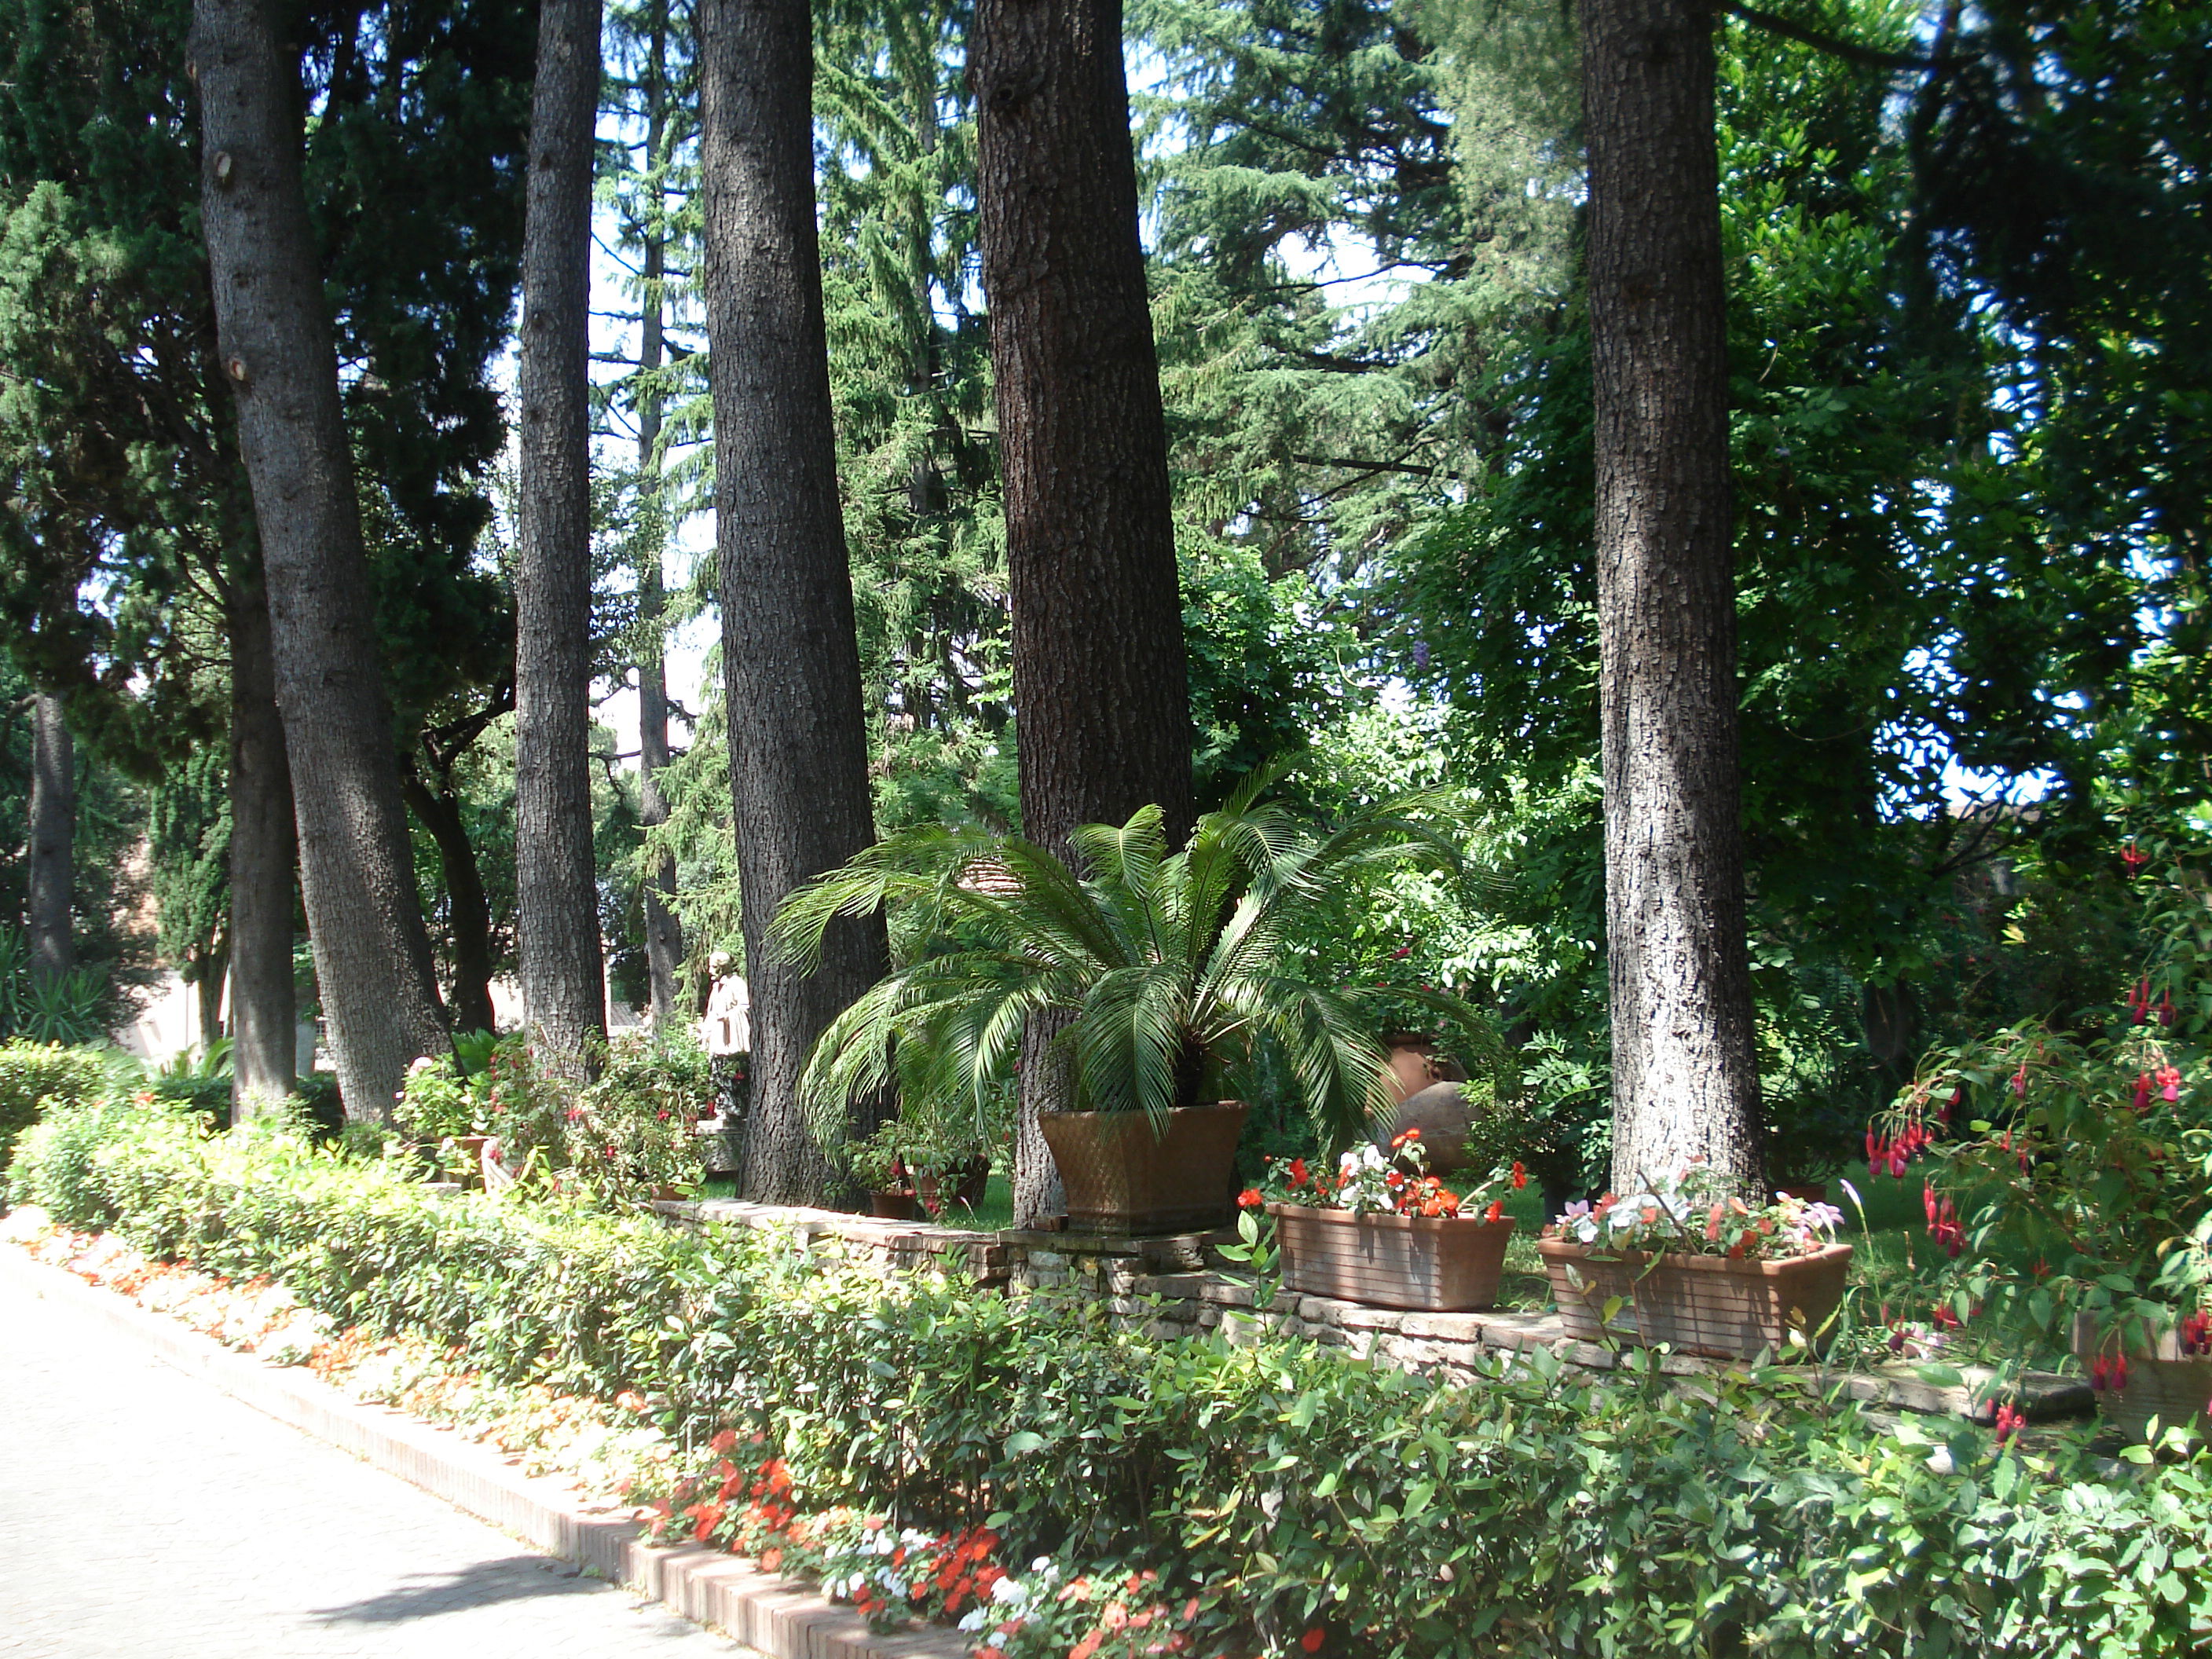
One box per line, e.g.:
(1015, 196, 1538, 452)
(773, 778, 1509, 1148)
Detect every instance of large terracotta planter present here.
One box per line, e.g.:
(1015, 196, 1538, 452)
(1039, 1101, 1249, 1235)
(2072, 1316, 2212, 1445)
(1538, 1237, 1854, 1360)
(868, 1189, 919, 1221)
(1271, 1204, 1515, 1311)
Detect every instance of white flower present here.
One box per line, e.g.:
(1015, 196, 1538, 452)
(991, 1578, 1030, 1605)
(958, 1609, 989, 1633)
(1031, 1558, 1056, 1576)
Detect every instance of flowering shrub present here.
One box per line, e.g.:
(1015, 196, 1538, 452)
(1249, 1130, 1525, 1221)
(1892, 862, 2212, 1358)
(17, 1091, 2212, 1657)
(1547, 1160, 1845, 1259)
(568, 1032, 709, 1196)
(393, 1033, 705, 1196)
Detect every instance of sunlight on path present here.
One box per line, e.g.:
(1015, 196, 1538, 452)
(0, 1265, 742, 1659)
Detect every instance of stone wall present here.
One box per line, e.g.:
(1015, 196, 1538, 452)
(651, 1199, 2090, 1428)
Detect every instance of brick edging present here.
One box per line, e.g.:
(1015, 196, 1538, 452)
(0, 1243, 968, 1659)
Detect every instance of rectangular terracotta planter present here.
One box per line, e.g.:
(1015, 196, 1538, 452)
(1270, 1204, 1515, 1312)
(2071, 1316, 2212, 1445)
(1537, 1237, 1854, 1360)
(1039, 1102, 1249, 1235)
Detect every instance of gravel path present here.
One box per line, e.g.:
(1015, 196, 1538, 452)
(0, 1262, 742, 1658)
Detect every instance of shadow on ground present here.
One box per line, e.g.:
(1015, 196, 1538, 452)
(308, 1555, 601, 1625)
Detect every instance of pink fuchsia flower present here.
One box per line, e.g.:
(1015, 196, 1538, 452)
(2122, 839, 2148, 876)
(1992, 1402, 2025, 1446)
(2159, 1065, 2181, 1104)
(2133, 1073, 2153, 1114)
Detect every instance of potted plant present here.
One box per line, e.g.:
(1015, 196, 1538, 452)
(1537, 1163, 1853, 1360)
(1895, 858, 2211, 1445)
(840, 1122, 919, 1220)
(1254, 1129, 1527, 1311)
(775, 771, 1501, 1235)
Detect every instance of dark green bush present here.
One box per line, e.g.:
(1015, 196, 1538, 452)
(13, 1103, 2212, 1657)
(0, 1038, 112, 1175)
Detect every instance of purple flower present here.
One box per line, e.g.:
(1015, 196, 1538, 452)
(1412, 639, 1430, 669)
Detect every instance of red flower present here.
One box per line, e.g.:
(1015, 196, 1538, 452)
(1302, 1628, 1327, 1653)
(1510, 1160, 1527, 1190)
(1992, 1401, 2025, 1446)
(1484, 1199, 1504, 1223)
(1287, 1158, 1309, 1188)
(2122, 839, 2148, 875)
(1236, 1188, 1265, 1210)
(2134, 1072, 2154, 1113)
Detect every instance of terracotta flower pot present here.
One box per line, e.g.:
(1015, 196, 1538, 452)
(911, 1159, 992, 1215)
(2071, 1314, 2212, 1446)
(1537, 1236, 1854, 1361)
(1270, 1204, 1516, 1311)
(869, 1189, 920, 1221)
(1038, 1101, 1249, 1235)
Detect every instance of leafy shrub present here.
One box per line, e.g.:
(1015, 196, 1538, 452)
(0, 1038, 112, 1175)
(570, 1031, 712, 1195)
(1898, 861, 2211, 1354)
(13, 1108, 2212, 1657)
(0, 931, 114, 1046)
(151, 1038, 236, 1130)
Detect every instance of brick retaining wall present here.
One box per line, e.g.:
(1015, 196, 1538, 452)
(650, 1198, 2092, 1426)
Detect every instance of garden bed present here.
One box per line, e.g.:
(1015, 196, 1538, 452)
(12, 1102, 2208, 1658)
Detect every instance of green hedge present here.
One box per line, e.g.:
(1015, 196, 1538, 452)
(0, 1039, 111, 1173)
(11, 1096, 2212, 1658)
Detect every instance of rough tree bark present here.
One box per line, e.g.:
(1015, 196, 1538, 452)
(635, 2, 684, 1030)
(1582, 0, 1764, 1196)
(227, 569, 297, 1112)
(25, 690, 74, 985)
(971, 0, 1196, 1225)
(514, 0, 608, 1069)
(698, 0, 890, 1203)
(192, 0, 450, 1121)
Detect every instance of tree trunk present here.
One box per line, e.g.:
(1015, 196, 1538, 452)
(635, 5, 684, 1030)
(1582, 0, 1763, 1196)
(399, 763, 498, 1038)
(192, 0, 450, 1122)
(971, 0, 1196, 1225)
(193, 943, 229, 1046)
(25, 691, 74, 985)
(227, 570, 296, 1113)
(698, 0, 891, 1204)
(514, 0, 607, 1070)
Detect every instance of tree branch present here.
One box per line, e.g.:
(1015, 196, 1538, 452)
(1723, 2, 1961, 72)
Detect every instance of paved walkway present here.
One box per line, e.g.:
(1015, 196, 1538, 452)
(0, 1265, 743, 1658)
